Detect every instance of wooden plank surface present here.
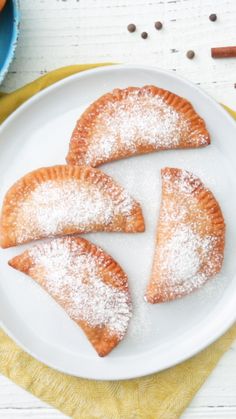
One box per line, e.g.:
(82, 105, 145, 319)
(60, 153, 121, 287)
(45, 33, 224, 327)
(1, 0, 236, 417)
(2, 0, 236, 109)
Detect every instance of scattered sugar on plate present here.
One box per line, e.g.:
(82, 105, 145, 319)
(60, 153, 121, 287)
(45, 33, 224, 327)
(129, 279, 153, 340)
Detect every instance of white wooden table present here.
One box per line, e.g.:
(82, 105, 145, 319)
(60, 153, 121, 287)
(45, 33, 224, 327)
(1, 0, 236, 417)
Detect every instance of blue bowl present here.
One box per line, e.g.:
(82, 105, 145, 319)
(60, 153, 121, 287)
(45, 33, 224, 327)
(0, 0, 20, 85)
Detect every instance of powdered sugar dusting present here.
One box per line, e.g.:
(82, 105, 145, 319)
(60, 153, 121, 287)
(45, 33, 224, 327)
(158, 225, 218, 294)
(162, 169, 202, 195)
(152, 168, 225, 298)
(14, 178, 136, 243)
(82, 88, 208, 165)
(29, 238, 132, 338)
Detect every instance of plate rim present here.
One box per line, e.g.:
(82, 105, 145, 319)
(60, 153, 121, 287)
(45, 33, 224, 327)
(0, 64, 236, 380)
(1, 63, 235, 132)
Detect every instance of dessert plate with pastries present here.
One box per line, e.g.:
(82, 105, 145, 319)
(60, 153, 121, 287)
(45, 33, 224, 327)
(0, 65, 235, 380)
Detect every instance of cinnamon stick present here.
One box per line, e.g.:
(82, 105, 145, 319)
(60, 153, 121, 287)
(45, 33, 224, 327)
(211, 46, 236, 58)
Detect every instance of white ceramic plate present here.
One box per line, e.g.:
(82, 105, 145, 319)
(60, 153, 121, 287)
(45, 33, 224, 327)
(0, 65, 236, 380)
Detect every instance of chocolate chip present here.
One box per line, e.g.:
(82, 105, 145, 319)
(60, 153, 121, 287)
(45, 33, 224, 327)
(155, 21, 163, 30)
(127, 23, 136, 33)
(186, 50, 195, 59)
(141, 31, 148, 39)
(209, 13, 217, 22)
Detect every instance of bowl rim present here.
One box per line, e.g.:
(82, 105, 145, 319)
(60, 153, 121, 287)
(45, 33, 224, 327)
(0, 0, 20, 85)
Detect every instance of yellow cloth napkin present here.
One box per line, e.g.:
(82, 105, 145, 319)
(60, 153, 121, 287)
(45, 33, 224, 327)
(0, 64, 236, 419)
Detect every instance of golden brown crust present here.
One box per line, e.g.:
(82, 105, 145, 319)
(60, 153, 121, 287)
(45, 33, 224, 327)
(9, 236, 131, 357)
(145, 168, 225, 303)
(0, 165, 145, 248)
(66, 85, 210, 167)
